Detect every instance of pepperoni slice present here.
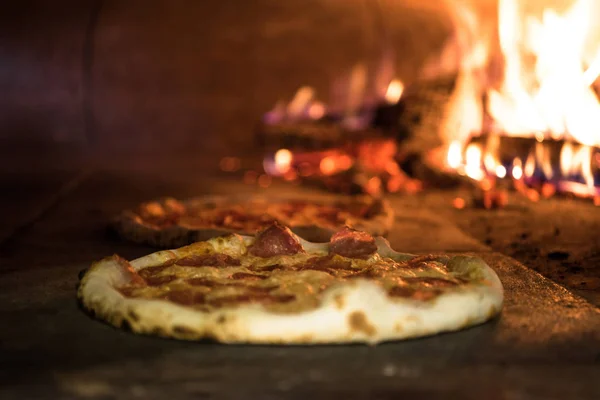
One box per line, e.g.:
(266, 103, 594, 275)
(145, 275, 177, 286)
(249, 222, 303, 258)
(177, 253, 241, 267)
(112, 255, 146, 286)
(250, 264, 284, 272)
(139, 264, 171, 279)
(347, 267, 381, 279)
(187, 278, 230, 287)
(296, 255, 354, 274)
(329, 227, 377, 259)
(230, 272, 267, 280)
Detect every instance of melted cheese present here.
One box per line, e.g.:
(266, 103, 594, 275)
(122, 248, 474, 314)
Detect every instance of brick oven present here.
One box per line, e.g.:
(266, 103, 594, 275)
(1, 0, 599, 398)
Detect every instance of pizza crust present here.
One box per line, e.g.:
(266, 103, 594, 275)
(113, 195, 394, 247)
(78, 235, 503, 344)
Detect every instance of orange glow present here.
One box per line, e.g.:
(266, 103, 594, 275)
(480, 177, 493, 191)
(287, 86, 314, 119)
(447, 141, 462, 169)
(274, 149, 292, 173)
(464, 144, 484, 180)
(404, 180, 422, 194)
(524, 152, 536, 178)
(319, 157, 336, 176)
(560, 143, 594, 188)
(283, 170, 297, 181)
(365, 177, 382, 196)
(512, 159, 523, 180)
(385, 79, 404, 104)
(541, 183, 556, 198)
(387, 175, 404, 193)
(495, 165, 507, 179)
(337, 155, 353, 170)
(308, 102, 326, 119)
(453, 197, 466, 209)
(257, 174, 272, 188)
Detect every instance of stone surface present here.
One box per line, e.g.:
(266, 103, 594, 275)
(0, 250, 598, 398)
(0, 169, 599, 398)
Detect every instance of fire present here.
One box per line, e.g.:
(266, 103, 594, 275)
(319, 157, 336, 176)
(512, 159, 523, 180)
(385, 79, 404, 104)
(488, 0, 600, 144)
(438, 0, 600, 202)
(264, 86, 327, 124)
(274, 149, 292, 172)
(464, 144, 484, 180)
(560, 143, 594, 188)
(263, 149, 292, 176)
(308, 102, 326, 120)
(447, 141, 462, 169)
(495, 165, 507, 179)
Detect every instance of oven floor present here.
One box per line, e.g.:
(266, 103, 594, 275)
(1, 167, 599, 398)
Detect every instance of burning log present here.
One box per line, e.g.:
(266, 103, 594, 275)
(466, 133, 600, 185)
(395, 74, 457, 155)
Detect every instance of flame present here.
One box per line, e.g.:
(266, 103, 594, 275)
(264, 149, 292, 176)
(308, 102, 326, 119)
(439, 0, 600, 201)
(287, 87, 314, 119)
(319, 157, 336, 176)
(512, 158, 523, 180)
(274, 149, 292, 173)
(447, 141, 462, 169)
(488, 0, 600, 146)
(384, 79, 404, 104)
(465, 144, 484, 180)
(495, 165, 507, 179)
(560, 143, 594, 188)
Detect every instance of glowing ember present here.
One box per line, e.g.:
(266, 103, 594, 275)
(287, 86, 315, 119)
(219, 156, 241, 172)
(365, 177, 382, 196)
(464, 144, 484, 180)
(512, 159, 523, 180)
(319, 157, 336, 176)
(560, 143, 594, 188)
(274, 149, 292, 171)
(495, 165, 507, 179)
(257, 174, 272, 188)
(308, 102, 326, 120)
(447, 141, 462, 169)
(385, 79, 404, 104)
(453, 197, 466, 209)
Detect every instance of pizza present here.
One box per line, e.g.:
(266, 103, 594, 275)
(79, 223, 504, 344)
(114, 195, 393, 247)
